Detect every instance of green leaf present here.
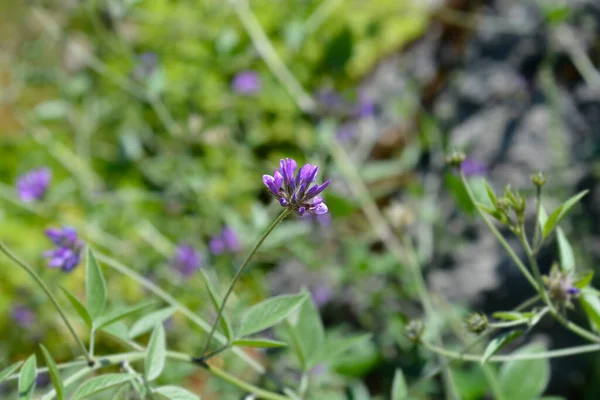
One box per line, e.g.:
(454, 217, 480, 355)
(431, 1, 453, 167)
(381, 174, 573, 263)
(146, 324, 166, 382)
(574, 271, 594, 289)
(556, 228, 575, 273)
(18, 354, 36, 400)
(73, 373, 134, 399)
(200, 271, 233, 340)
(481, 330, 523, 363)
(0, 361, 23, 384)
(95, 301, 155, 330)
(129, 307, 176, 339)
(581, 292, 600, 332)
(40, 345, 64, 400)
(288, 296, 325, 370)
(543, 190, 588, 238)
(61, 287, 93, 329)
(500, 343, 550, 399)
(316, 333, 372, 365)
(232, 338, 288, 348)
(240, 293, 308, 337)
(483, 180, 497, 206)
(391, 368, 408, 400)
(154, 385, 200, 400)
(86, 249, 107, 320)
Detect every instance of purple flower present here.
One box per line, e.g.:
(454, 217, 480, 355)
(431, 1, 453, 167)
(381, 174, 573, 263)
(336, 124, 356, 142)
(12, 305, 35, 327)
(460, 158, 488, 176)
(353, 93, 376, 118)
(232, 70, 261, 94)
(311, 284, 332, 307)
(172, 245, 202, 277)
(43, 226, 84, 272)
(263, 158, 331, 216)
(316, 88, 342, 108)
(132, 52, 158, 81)
(16, 168, 51, 202)
(303, 212, 332, 227)
(209, 226, 241, 255)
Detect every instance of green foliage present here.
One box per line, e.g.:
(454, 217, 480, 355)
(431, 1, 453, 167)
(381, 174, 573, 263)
(154, 386, 201, 400)
(200, 271, 233, 341)
(239, 293, 308, 337)
(18, 354, 36, 400)
(391, 368, 408, 400)
(72, 374, 135, 399)
(129, 307, 177, 339)
(40, 344, 65, 400)
(542, 190, 588, 238)
(231, 338, 287, 348)
(499, 343, 550, 399)
(61, 287, 93, 329)
(86, 249, 107, 321)
(0, 361, 23, 385)
(286, 296, 325, 370)
(481, 331, 524, 364)
(146, 324, 167, 382)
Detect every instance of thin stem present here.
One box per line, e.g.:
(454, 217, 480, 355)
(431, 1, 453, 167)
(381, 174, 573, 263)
(95, 252, 265, 373)
(40, 351, 290, 400)
(0, 241, 92, 363)
(89, 330, 96, 358)
(422, 340, 600, 362)
(460, 172, 538, 289)
(201, 209, 290, 356)
(518, 231, 551, 305)
(533, 187, 543, 251)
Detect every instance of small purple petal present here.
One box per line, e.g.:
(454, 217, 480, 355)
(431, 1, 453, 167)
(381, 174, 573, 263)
(279, 198, 288, 207)
(12, 305, 35, 327)
(311, 202, 328, 215)
(273, 170, 283, 189)
(298, 206, 306, 215)
(262, 175, 279, 196)
(222, 226, 241, 252)
(232, 70, 261, 95)
(209, 237, 226, 255)
(461, 158, 488, 177)
(172, 245, 202, 277)
(16, 168, 51, 202)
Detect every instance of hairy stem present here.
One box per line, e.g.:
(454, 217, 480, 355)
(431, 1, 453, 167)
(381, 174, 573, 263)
(201, 209, 290, 357)
(0, 240, 92, 363)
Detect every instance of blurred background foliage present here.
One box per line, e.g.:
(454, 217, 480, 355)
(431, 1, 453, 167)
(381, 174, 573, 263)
(1, 0, 600, 399)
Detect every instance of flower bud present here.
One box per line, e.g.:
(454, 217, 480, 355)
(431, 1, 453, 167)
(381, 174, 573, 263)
(406, 320, 425, 343)
(531, 171, 547, 188)
(465, 313, 488, 334)
(446, 150, 466, 169)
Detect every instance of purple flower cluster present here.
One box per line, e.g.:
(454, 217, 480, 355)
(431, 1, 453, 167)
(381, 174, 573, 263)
(232, 70, 261, 95)
(172, 245, 203, 277)
(16, 168, 51, 202)
(43, 227, 84, 272)
(263, 158, 330, 216)
(209, 226, 241, 255)
(12, 305, 35, 327)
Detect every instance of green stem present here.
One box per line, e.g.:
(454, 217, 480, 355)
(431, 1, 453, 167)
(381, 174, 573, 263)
(533, 187, 543, 251)
(201, 209, 290, 356)
(40, 351, 289, 400)
(422, 340, 600, 362)
(519, 233, 600, 343)
(460, 173, 538, 289)
(95, 252, 264, 372)
(0, 241, 92, 363)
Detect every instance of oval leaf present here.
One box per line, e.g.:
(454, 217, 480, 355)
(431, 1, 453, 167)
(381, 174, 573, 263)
(0, 361, 23, 385)
(40, 345, 64, 400)
(288, 296, 325, 370)
(481, 330, 523, 364)
(232, 338, 288, 348)
(574, 271, 594, 289)
(154, 385, 201, 400)
(61, 287, 93, 329)
(556, 228, 575, 273)
(240, 294, 308, 337)
(96, 301, 155, 330)
(146, 324, 166, 382)
(500, 343, 550, 399)
(18, 354, 36, 400)
(73, 373, 134, 399)
(581, 292, 600, 332)
(543, 190, 588, 238)
(86, 249, 107, 320)
(391, 368, 408, 400)
(129, 307, 176, 339)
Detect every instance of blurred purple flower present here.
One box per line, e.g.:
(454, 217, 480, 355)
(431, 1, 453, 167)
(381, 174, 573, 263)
(353, 93, 376, 118)
(336, 124, 356, 142)
(263, 158, 330, 216)
(460, 158, 488, 176)
(311, 364, 327, 376)
(209, 226, 241, 255)
(172, 245, 203, 277)
(43, 226, 84, 272)
(232, 70, 261, 95)
(303, 212, 332, 227)
(12, 305, 35, 327)
(311, 284, 332, 307)
(16, 168, 51, 202)
(132, 52, 158, 81)
(316, 88, 342, 108)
